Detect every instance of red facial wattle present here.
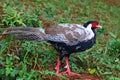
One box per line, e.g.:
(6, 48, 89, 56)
(91, 22, 99, 28)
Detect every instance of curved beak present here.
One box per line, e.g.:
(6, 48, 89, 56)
(97, 25, 102, 28)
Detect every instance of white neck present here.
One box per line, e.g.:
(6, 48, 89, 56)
(84, 24, 95, 40)
(86, 24, 92, 29)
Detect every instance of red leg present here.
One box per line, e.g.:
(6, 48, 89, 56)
(63, 57, 78, 75)
(55, 57, 61, 74)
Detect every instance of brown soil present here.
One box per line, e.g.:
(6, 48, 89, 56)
(43, 73, 101, 80)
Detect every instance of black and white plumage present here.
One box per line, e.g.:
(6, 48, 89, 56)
(1, 20, 102, 75)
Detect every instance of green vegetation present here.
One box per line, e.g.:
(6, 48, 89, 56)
(0, 0, 120, 79)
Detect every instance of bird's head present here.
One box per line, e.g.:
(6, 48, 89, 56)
(83, 20, 102, 29)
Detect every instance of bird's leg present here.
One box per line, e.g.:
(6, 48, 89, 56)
(55, 57, 61, 74)
(64, 57, 78, 75)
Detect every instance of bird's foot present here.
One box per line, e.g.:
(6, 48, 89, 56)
(55, 57, 61, 74)
(55, 67, 59, 74)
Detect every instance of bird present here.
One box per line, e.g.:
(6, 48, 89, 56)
(1, 20, 102, 75)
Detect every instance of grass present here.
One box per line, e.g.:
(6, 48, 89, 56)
(0, 0, 120, 79)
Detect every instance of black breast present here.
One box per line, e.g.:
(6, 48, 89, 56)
(69, 37, 96, 52)
(49, 36, 96, 60)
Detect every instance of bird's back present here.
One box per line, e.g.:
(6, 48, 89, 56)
(45, 23, 94, 46)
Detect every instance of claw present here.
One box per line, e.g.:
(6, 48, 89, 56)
(64, 57, 79, 75)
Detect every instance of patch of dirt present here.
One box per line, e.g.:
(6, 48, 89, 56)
(0, 34, 8, 41)
(66, 74, 101, 80)
(43, 73, 101, 80)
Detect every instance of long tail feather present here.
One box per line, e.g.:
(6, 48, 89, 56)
(0, 27, 46, 41)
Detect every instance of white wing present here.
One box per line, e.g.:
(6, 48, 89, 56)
(45, 24, 93, 45)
